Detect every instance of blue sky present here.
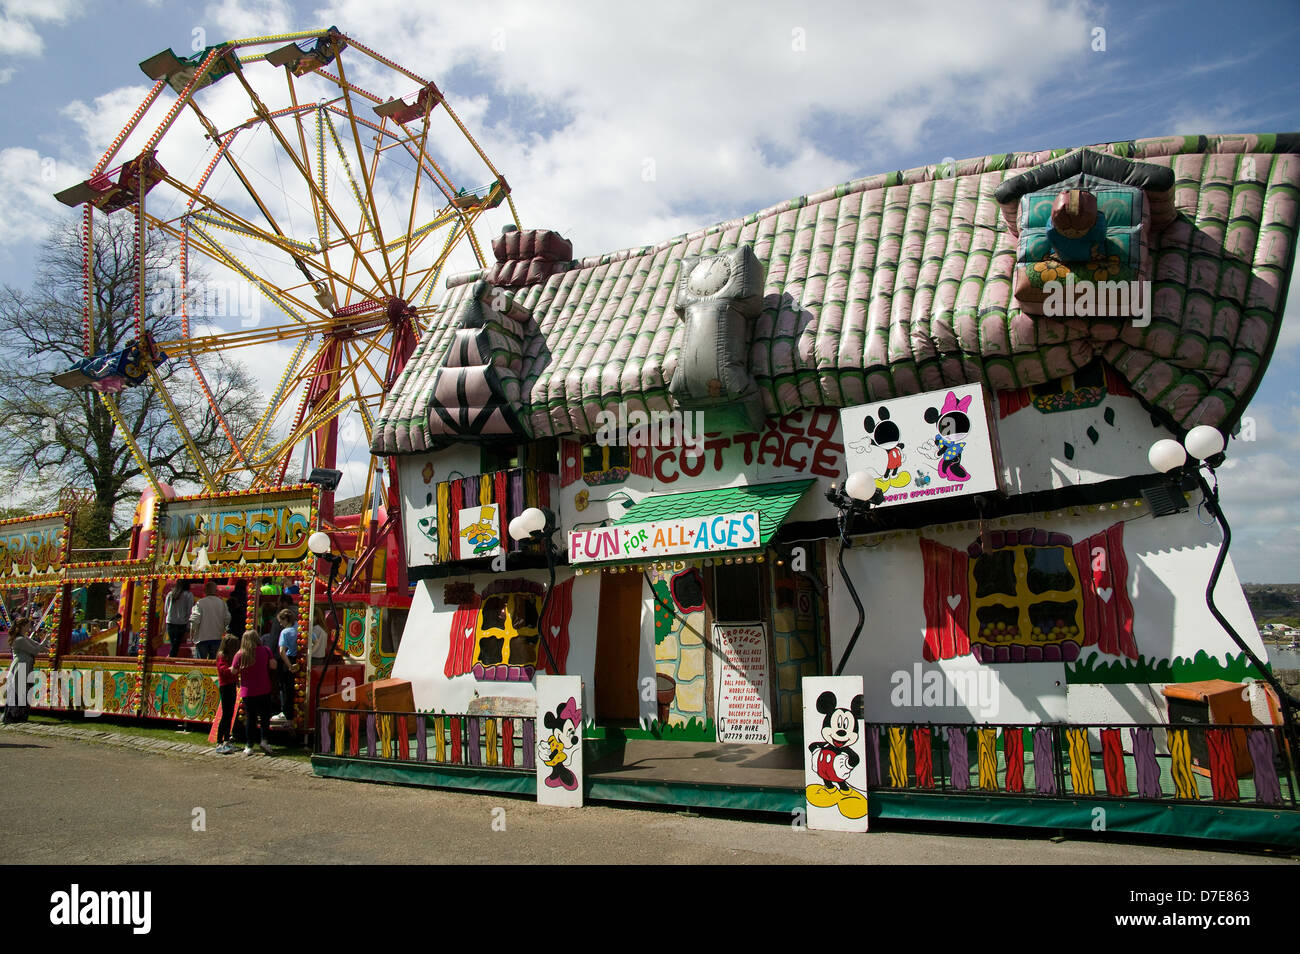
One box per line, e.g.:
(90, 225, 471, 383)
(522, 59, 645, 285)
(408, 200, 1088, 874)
(1, 0, 1298, 581)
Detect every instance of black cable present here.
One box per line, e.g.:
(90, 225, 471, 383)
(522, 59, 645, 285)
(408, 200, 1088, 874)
(833, 509, 867, 676)
(1193, 469, 1300, 759)
(311, 556, 343, 732)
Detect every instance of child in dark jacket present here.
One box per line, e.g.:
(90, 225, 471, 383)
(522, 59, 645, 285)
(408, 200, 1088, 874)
(213, 634, 241, 754)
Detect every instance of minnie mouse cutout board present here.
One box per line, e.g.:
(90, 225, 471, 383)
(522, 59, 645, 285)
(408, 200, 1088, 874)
(536, 674, 584, 807)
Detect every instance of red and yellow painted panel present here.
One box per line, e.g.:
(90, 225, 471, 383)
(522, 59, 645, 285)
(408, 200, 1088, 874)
(99, 664, 143, 716)
(143, 664, 221, 723)
(155, 488, 316, 573)
(0, 512, 71, 587)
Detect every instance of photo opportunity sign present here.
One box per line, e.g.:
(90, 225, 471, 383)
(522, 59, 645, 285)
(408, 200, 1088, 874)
(840, 383, 1000, 508)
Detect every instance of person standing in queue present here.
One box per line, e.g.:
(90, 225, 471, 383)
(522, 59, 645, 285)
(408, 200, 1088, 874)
(163, 580, 194, 657)
(310, 606, 331, 666)
(189, 581, 231, 660)
(274, 607, 300, 722)
(213, 634, 241, 754)
(232, 629, 276, 755)
(2, 620, 49, 723)
(259, 603, 279, 649)
(225, 580, 248, 636)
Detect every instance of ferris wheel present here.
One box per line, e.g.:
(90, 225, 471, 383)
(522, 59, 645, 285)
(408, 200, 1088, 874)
(54, 26, 517, 532)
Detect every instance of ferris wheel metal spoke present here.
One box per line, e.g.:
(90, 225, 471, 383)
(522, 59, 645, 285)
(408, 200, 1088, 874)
(238, 335, 313, 467)
(285, 74, 339, 310)
(182, 99, 331, 297)
(231, 67, 392, 296)
(98, 392, 165, 498)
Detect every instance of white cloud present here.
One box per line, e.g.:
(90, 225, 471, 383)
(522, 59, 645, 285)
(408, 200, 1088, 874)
(204, 0, 296, 39)
(183, 0, 1094, 264)
(0, 0, 84, 57)
(1272, 257, 1300, 361)
(1215, 403, 1300, 582)
(0, 147, 64, 249)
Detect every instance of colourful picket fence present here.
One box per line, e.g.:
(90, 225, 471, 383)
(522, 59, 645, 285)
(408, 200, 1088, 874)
(862, 721, 1296, 808)
(317, 708, 536, 771)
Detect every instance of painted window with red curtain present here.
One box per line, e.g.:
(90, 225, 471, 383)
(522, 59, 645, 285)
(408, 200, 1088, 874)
(1071, 521, 1138, 660)
(443, 578, 574, 680)
(920, 522, 1136, 664)
(920, 538, 970, 661)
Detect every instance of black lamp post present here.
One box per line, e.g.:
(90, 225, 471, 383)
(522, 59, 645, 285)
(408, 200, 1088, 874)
(1149, 427, 1300, 752)
(507, 506, 562, 675)
(825, 473, 885, 676)
(307, 530, 343, 719)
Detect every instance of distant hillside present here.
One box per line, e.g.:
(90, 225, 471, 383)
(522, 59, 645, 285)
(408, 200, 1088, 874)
(1243, 584, 1300, 625)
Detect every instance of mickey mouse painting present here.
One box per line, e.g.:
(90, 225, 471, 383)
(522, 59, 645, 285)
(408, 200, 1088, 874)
(805, 689, 868, 820)
(537, 696, 582, 791)
(847, 406, 911, 491)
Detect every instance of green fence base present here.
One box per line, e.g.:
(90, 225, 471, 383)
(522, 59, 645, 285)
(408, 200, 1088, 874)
(311, 755, 1300, 849)
(312, 755, 534, 795)
(872, 790, 1300, 850)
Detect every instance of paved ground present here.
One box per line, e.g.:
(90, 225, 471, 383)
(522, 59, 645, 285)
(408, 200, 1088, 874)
(1, 723, 1294, 865)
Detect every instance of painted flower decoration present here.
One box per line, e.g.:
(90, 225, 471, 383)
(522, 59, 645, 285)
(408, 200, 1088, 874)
(574, 489, 590, 512)
(1089, 253, 1123, 281)
(1033, 259, 1070, 284)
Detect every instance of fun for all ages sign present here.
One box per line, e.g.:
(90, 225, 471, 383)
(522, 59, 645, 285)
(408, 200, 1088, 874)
(567, 511, 759, 564)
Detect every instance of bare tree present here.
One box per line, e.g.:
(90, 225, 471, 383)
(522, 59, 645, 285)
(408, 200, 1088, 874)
(0, 216, 263, 563)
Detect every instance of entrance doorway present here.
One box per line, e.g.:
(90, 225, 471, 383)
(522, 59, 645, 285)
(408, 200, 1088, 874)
(595, 571, 643, 721)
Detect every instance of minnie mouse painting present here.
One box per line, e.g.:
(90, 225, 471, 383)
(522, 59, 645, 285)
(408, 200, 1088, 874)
(537, 696, 582, 791)
(920, 390, 974, 483)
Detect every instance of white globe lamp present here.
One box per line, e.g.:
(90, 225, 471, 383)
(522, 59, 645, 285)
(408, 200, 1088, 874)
(1147, 439, 1187, 474)
(844, 471, 876, 502)
(507, 515, 529, 542)
(1184, 426, 1225, 461)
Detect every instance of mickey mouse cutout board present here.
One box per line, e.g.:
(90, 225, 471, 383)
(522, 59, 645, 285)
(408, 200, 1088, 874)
(802, 676, 869, 832)
(536, 675, 584, 807)
(840, 383, 1001, 509)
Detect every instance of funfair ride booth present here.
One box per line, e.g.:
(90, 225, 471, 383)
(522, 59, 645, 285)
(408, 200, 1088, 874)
(12, 486, 368, 732)
(312, 134, 1300, 847)
(1, 512, 73, 692)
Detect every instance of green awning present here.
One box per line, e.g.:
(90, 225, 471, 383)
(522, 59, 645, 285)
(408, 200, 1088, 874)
(610, 478, 816, 549)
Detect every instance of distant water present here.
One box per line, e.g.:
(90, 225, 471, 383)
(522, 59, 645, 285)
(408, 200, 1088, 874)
(1265, 645, 1300, 669)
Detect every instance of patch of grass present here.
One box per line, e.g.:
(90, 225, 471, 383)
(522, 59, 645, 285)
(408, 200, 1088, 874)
(614, 717, 717, 741)
(1065, 650, 1268, 685)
